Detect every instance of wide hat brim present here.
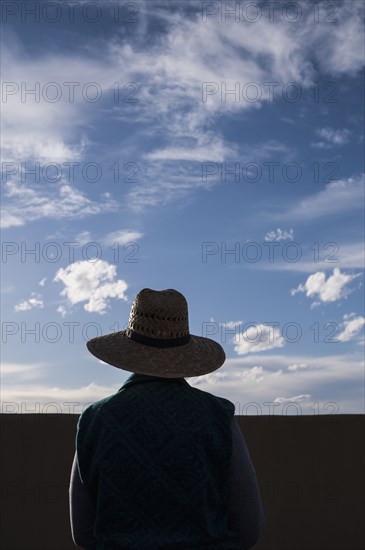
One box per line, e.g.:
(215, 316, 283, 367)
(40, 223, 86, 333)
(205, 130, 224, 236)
(86, 330, 226, 378)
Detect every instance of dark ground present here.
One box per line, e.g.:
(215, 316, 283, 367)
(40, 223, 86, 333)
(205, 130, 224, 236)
(1, 414, 364, 550)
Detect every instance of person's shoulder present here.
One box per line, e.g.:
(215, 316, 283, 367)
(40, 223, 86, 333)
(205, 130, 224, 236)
(186, 383, 235, 415)
(77, 393, 116, 424)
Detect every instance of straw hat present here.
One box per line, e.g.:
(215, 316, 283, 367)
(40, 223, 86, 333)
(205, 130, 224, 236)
(86, 288, 226, 378)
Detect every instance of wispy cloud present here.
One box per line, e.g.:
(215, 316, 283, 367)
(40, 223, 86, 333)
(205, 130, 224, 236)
(190, 366, 264, 385)
(14, 293, 44, 312)
(102, 230, 144, 246)
(144, 137, 234, 163)
(1, 1, 364, 416)
(264, 228, 294, 242)
(269, 175, 364, 222)
(337, 313, 365, 342)
(127, 139, 294, 211)
(2, 2, 364, 214)
(4, 351, 364, 414)
(274, 394, 311, 404)
(307, 1, 365, 77)
(1, 178, 119, 229)
(249, 241, 364, 273)
(74, 231, 93, 245)
(311, 127, 351, 148)
(287, 363, 308, 372)
(233, 324, 285, 355)
(2, 351, 364, 413)
(221, 321, 244, 330)
(281, 117, 295, 124)
(1, 362, 46, 382)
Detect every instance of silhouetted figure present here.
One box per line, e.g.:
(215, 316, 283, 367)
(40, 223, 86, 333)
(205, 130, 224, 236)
(69, 288, 265, 549)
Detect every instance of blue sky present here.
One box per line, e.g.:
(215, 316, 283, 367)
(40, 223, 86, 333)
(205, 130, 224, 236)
(1, 0, 364, 414)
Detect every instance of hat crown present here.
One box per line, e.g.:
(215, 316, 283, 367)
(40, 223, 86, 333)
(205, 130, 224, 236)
(126, 288, 190, 340)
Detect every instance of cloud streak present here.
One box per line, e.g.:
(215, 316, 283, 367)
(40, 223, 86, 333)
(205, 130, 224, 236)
(3, 1, 364, 214)
(233, 323, 285, 355)
(2, 351, 363, 413)
(14, 293, 44, 312)
(337, 313, 365, 342)
(268, 175, 365, 223)
(1, 179, 119, 228)
(311, 127, 351, 148)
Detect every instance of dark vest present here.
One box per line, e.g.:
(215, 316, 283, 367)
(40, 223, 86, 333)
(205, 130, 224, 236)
(76, 373, 243, 549)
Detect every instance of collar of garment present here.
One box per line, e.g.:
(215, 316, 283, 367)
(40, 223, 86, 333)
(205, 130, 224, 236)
(117, 372, 189, 393)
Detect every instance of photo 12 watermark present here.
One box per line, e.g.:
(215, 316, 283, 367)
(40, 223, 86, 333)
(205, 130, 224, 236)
(2, 161, 140, 184)
(1, 81, 140, 104)
(201, 161, 340, 184)
(201, 319, 342, 344)
(1, 1, 139, 24)
(2, 241, 140, 264)
(201, 241, 340, 264)
(201, 2, 340, 24)
(0, 398, 341, 418)
(1, 320, 128, 344)
(233, 400, 340, 418)
(202, 81, 340, 104)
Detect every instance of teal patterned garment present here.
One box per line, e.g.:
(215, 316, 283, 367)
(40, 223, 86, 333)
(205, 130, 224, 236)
(76, 373, 244, 549)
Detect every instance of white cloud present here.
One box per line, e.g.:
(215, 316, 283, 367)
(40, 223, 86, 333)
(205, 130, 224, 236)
(74, 231, 92, 245)
(14, 293, 44, 312)
(274, 394, 311, 404)
(189, 365, 264, 385)
(233, 324, 285, 355)
(39, 278, 47, 287)
(2, 135, 88, 164)
(3, 3, 364, 213)
(127, 140, 294, 211)
(0, 212, 25, 228)
(56, 305, 68, 318)
(337, 313, 365, 342)
(311, 127, 351, 148)
(144, 138, 234, 163)
(250, 241, 364, 273)
(102, 230, 144, 246)
(236, 366, 264, 382)
(308, 1, 365, 77)
(1, 285, 15, 294)
(125, 168, 213, 211)
(109, 1, 364, 137)
(188, 371, 229, 385)
(189, 352, 364, 413)
(1, 362, 46, 381)
(2, 352, 364, 414)
(53, 260, 128, 314)
(1, 179, 118, 229)
(221, 321, 244, 330)
(290, 267, 361, 304)
(270, 175, 365, 222)
(0, 381, 127, 413)
(264, 228, 294, 241)
(101, 3, 365, 211)
(288, 363, 308, 371)
(1, 35, 107, 165)
(281, 117, 295, 125)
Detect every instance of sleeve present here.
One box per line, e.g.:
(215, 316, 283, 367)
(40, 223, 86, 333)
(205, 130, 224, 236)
(69, 450, 98, 550)
(227, 417, 265, 549)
